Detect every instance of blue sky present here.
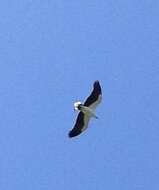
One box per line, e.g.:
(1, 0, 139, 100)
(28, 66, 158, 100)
(0, 0, 159, 189)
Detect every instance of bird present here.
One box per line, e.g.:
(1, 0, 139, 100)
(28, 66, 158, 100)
(68, 80, 102, 138)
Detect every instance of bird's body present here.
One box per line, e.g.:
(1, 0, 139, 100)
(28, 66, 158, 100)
(68, 80, 102, 138)
(78, 105, 98, 118)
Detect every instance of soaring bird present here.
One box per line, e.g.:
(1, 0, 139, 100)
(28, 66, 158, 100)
(68, 80, 102, 138)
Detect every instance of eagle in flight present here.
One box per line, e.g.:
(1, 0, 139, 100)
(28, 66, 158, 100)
(68, 80, 102, 138)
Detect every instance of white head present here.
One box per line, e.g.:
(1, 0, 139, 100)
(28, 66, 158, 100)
(74, 101, 82, 110)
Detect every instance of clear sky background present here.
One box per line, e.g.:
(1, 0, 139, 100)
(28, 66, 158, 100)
(0, 1, 159, 189)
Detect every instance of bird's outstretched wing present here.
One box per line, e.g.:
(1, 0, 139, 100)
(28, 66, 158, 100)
(84, 80, 102, 110)
(68, 112, 91, 138)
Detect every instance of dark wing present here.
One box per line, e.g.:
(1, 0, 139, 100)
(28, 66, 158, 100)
(68, 112, 84, 138)
(68, 112, 91, 138)
(84, 80, 102, 108)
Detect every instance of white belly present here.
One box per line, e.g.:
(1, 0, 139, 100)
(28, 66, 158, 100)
(80, 106, 95, 117)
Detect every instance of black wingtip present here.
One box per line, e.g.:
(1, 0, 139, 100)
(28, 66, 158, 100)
(93, 80, 102, 94)
(68, 131, 74, 138)
(68, 129, 81, 138)
(93, 80, 100, 88)
(94, 80, 100, 84)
